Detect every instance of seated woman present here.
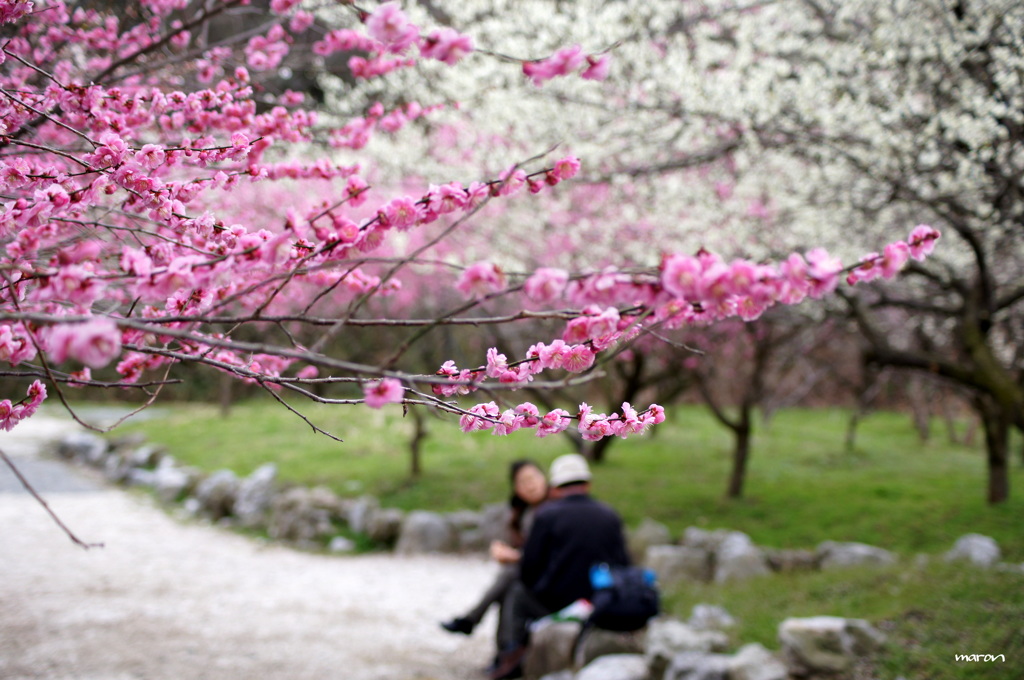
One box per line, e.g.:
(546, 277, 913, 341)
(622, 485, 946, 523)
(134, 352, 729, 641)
(440, 458, 549, 641)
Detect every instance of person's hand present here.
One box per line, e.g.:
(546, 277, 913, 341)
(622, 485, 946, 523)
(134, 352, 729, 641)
(489, 540, 522, 564)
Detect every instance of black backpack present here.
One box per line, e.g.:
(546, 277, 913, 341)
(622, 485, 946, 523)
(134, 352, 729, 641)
(586, 563, 660, 632)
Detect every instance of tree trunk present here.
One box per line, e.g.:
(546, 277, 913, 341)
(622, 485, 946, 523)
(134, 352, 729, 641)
(726, 420, 751, 499)
(219, 372, 233, 418)
(908, 378, 931, 443)
(976, 396, 1010, 504)
(408, 406, 427, 479)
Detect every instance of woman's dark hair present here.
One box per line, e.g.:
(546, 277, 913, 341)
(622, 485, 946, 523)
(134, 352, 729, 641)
(507, 458, 542, 543)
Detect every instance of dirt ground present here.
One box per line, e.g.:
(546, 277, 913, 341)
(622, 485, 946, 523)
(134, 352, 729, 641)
(0, 414, 499, 680)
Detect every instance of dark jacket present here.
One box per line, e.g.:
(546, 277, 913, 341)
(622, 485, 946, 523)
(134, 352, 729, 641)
(518, 492, 630, 611)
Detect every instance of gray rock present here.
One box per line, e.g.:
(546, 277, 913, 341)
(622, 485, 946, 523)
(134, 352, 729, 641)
(681, 527, 733, 552)
(778, 616, 886, 676)
(102, 451, 132, 483)
(576, 628, 646, 669)
(714, 532, 770, 583)
(728, 643, 787, 680)
(367, 507, 405, 544)
(126, 467, 156, 487)
(478, 502, 512, 544)
(328, 536, 357, 553)
(575, 654, 647, 680)
(628, 517, 673, 563)
(448, 509, 485, 551)
(816, 541, 897, 570)
(151, 459, 198, 504)
(646, 545, 712, 585)
(525, 621, 579, 679)
(267, 486, 339, 543)
(645, 618, 729, 679)
(944, 534, 1001, 568)
(193, 469, 240, 520)
(234, 463, 278, 528)
(57, 431, 108, 464)
(128, 443, 166, 469)
(663, 651, 731, 680)
(394, 510, 456, 555)
(538, 672, 574, 680)
(347, 495, 380, 535)
(688, 604, 735, 632)
(765, 548, 818, 573)
(446, 509, 482, 530)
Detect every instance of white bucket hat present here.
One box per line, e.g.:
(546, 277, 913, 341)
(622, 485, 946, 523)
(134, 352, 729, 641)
(548, 453, 592, 488)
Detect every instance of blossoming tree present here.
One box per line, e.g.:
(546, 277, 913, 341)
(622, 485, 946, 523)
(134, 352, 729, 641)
(1, 0, 942, 512)
(334, 0, 1020, 503)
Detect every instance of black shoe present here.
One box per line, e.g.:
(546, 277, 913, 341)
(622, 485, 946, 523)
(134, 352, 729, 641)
(440, 617, 475, 635)
(488, 646, 525, 680)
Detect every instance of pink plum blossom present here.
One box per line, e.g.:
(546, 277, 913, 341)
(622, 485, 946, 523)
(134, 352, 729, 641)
(908, 225, 941, 260)
(365, 2, 418, 53)
(363, 378, 404, 408)
(456, 261, 506, 299)
(536, 409, 571, 437)
(524, 268, 569, 303)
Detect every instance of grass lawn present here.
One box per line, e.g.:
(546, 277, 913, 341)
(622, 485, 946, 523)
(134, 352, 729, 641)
(114, 398, 1024, 679)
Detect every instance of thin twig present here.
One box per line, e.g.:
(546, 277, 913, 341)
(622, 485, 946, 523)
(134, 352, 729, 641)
(0, 448, 104, 550)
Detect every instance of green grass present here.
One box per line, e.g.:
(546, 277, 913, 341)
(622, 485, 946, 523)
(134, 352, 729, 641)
(114, 398, 1024, 679)
(665, 560, 1023, 680)
(118, 400, 1024, 559)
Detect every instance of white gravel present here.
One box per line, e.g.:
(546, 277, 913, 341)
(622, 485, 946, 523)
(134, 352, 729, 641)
(0, 414, 499, 680)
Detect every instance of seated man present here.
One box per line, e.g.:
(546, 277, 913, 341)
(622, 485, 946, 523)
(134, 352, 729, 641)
(490, 453, 630, 680)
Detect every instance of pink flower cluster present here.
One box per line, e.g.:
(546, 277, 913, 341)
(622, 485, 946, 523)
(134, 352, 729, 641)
(0, 323, 38, 366)
(523, 46, 611, 85)
(0, 0, 33, 25)
(312, 2, 473, 79)
(329, 101, 442, 151)
(245, 25, 292, 72)
(44, 318, 123, 369)
(0, 380, 47, 432)
(458, 400, 664, 439)
(846, 224, 941, 285)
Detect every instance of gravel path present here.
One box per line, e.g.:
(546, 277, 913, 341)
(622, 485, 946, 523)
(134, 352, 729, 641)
(0, 414, 498, 680)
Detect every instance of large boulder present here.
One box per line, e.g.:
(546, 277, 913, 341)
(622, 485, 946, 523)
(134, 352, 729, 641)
(394, 510, 457, 555)
(646, 545, 713, 585)
(193, 469, 240, 520)
(628, 517, 673, 563)
(815, 541, 897, 570)
(714, 532, 771, 583)
(575, 654, 648, 680)
(645, 618, 729, 679)
(728, 643, 788, 680)
(778, 616, 886, 677)
(234, 463, 278, 528)
(524, 622, 579, 680)
(944, 534, 1001, 568)
(525, 622, 645, 679)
